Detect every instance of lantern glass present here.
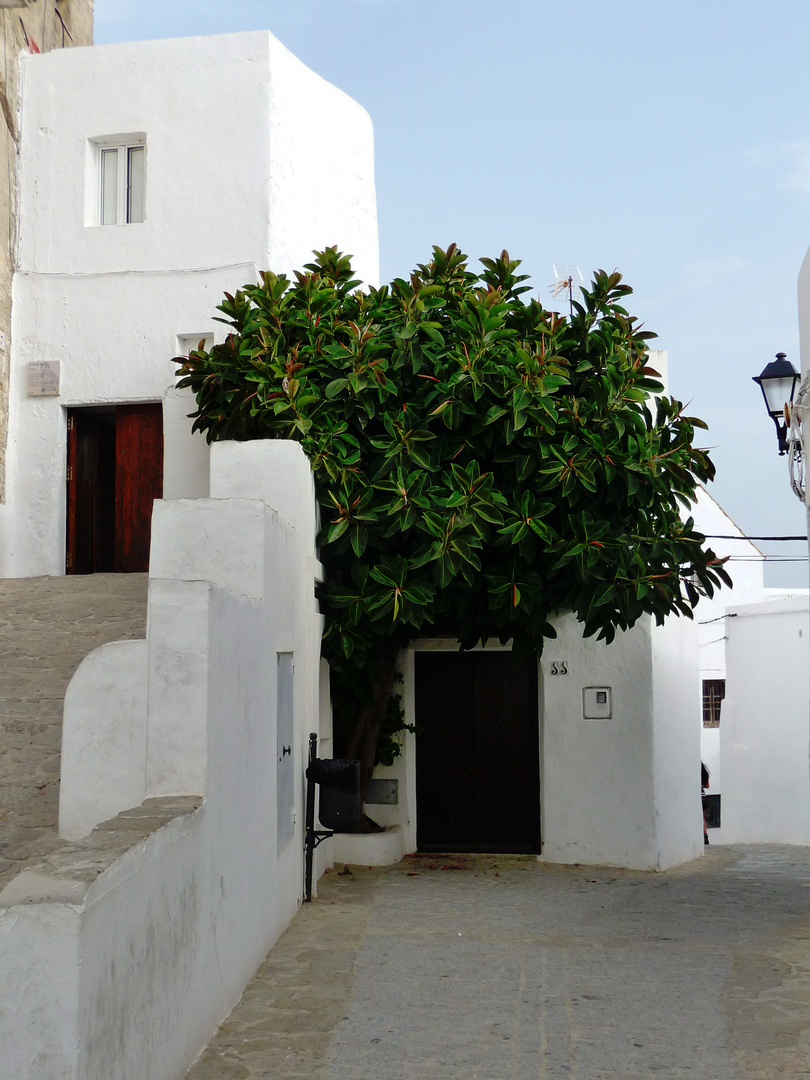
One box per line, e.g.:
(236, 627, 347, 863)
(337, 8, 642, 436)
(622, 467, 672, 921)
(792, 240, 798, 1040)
(759, 374, 797, 418)
(753, 353, 800, 420)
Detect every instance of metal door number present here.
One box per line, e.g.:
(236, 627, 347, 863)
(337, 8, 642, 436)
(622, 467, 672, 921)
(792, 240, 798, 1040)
(549, 661, 569, 675)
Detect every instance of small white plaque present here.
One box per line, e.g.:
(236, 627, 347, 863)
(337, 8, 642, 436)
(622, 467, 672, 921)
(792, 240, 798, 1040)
(27, 361, 60, 397)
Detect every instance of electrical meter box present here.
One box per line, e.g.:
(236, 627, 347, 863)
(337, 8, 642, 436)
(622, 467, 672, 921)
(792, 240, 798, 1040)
(583, 686, 612, 720)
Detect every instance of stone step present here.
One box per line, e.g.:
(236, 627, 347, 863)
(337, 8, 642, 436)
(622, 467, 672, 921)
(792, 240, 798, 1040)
(0, 574, 148, 888)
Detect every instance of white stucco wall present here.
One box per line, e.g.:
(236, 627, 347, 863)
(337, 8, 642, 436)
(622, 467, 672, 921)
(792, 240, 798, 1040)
(693, 485, 765, 675)
(1, 442, 332, 1080)
(540, 615, 655, 868)
(691, 486, 765, 811)
(721, 596, 810, 844)
(797, 246, 810, 378)
(364, 609, 701, 873)
(1, 897, 82, 1077)
(0, 30, 378, 577)
(540, 613, 701, 870)
(797, 247, 810, 831)
(650, 610, 703, 866)
(60, 639, 149, 840)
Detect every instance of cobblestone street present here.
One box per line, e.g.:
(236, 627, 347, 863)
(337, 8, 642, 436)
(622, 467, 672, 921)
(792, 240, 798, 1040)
(187, 846, 810, 1080)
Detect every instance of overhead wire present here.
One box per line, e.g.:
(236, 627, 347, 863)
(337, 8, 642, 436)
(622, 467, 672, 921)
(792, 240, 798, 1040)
(705, 534, 806, 541)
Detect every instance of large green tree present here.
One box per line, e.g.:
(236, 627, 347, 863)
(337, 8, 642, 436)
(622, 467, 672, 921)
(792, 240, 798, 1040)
(176, 245, 729, 797)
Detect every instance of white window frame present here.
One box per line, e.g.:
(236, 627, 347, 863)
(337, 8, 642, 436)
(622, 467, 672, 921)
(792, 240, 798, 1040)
(94, 135, 146, 226)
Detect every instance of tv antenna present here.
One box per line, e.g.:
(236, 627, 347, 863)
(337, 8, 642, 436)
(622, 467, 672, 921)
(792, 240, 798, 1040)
(550, 264, 582, 317)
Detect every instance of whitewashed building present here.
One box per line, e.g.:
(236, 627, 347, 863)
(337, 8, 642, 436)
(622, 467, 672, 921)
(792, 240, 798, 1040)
(693, 488, 764, 836)
(5, 23, 798, 1077)
(0, 30, 378, 577)
(720, 594, 810, 844)
(0, 30, 377, 1080)
(355, 609, 704, 873)
(692, 489, 810, 844)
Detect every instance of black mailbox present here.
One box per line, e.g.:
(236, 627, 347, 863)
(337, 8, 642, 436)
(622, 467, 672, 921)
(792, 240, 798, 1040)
(306, 757, 362, 831)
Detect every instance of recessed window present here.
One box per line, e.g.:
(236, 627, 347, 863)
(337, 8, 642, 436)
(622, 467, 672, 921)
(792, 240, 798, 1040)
(702, 679, 725, 728)
(96, 137, 145, 225)
(176, 333, 213, 357)
(704, 793, 721, 829)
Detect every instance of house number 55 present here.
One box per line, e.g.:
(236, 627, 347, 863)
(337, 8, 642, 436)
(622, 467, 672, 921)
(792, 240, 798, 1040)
(550, 661, 569, 675)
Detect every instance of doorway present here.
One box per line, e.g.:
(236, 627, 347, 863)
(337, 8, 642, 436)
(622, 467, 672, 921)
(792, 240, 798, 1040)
(65, 403, 163, 574)
(415, 650, 541, 853)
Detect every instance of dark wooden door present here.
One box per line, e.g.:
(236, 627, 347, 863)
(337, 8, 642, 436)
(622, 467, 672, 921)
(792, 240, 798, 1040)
(115, 404, 163, 573)
(66, 404, 162, 574)
(66, 409, 116, 573)
(415, 651, 541, 853)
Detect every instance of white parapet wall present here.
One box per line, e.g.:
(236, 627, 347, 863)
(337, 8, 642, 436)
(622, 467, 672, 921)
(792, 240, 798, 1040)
(1, 441, 332, 1080)
(721, 596, 810, 843)
(59, 639, 149, 840)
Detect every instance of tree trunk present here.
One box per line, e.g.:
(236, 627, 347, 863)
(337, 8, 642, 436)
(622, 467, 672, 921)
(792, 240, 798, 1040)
(343, 639, 401, 803)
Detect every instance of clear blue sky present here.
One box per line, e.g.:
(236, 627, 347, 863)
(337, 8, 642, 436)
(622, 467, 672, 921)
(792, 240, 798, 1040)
(95, 0, 810, 585)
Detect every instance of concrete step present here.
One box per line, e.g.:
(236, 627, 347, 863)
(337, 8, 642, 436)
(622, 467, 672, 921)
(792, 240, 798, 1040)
(0, 574, 147, 888)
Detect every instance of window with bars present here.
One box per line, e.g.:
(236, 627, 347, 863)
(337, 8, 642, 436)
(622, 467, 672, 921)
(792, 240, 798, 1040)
(703, 793, 721, 829)
(96, 137, 145, 225)
(702, 679, 725, 728)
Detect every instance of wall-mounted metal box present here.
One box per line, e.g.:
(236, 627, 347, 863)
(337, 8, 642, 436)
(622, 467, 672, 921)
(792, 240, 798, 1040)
(583, 686, 612, 720)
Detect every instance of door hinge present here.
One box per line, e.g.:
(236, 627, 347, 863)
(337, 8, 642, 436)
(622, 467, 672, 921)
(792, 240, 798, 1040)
(66, 551, 73, 570)
(67, 415, 74, 431)
(66, 465, 73, 482)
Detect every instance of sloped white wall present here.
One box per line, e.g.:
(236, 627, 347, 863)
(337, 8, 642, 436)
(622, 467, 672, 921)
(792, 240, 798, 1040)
(1, 441, 329, 1080)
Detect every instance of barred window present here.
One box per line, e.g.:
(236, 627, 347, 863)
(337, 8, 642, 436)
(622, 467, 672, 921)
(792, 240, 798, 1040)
(702, 679, 725, 728)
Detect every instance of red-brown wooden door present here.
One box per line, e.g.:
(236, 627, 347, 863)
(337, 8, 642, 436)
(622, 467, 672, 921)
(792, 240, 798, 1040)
(115, 404, 163, 573)
(415, 651, 541, 853)
(66, 403, 162, 574)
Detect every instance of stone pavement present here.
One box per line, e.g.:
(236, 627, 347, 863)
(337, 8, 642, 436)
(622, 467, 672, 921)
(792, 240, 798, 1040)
(186, 846, 810, 1080)
(0, 574, 147, 890)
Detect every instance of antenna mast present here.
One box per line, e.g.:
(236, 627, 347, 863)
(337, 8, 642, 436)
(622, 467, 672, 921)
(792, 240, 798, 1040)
(550, 264, 583, 318)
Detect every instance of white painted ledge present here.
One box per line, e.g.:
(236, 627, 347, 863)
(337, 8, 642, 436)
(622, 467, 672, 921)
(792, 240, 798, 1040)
(332, 825, 405, 867)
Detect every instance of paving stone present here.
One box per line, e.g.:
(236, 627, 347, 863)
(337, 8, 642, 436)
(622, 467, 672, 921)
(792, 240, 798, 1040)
(184, 848, 810, 1080)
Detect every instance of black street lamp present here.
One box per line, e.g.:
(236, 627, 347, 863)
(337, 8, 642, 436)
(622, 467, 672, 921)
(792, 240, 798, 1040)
(753, 352, 801, 455)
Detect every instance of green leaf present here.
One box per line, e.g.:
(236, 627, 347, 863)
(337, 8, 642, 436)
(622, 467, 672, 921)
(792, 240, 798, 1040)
(327, 519, 349, 543)
(325, 378, 349, 400)
(187, 248, 722, 776)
